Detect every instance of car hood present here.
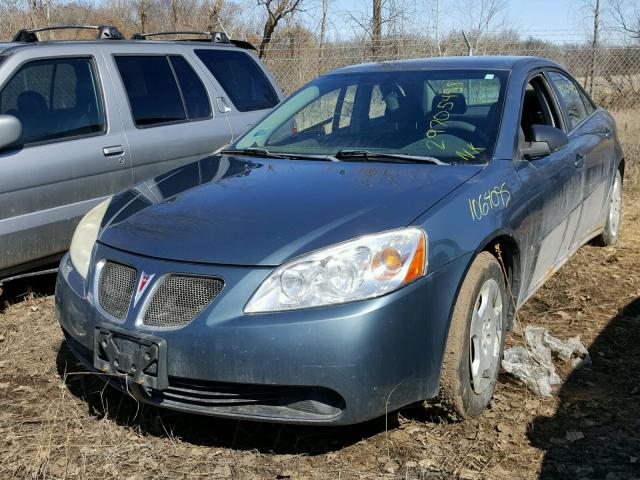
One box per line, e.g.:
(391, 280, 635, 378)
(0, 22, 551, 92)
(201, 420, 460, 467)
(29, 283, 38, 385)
(99, 155, 481, 266)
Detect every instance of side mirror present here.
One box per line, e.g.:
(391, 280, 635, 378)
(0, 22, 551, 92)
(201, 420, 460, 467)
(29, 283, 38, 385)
(0, 114, 22, 150)
(521, 124, 569, 160)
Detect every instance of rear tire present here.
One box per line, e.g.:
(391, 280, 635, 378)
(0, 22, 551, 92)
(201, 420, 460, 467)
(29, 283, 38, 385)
(594, 169, 622, 247)
(439, 252, 507, 419)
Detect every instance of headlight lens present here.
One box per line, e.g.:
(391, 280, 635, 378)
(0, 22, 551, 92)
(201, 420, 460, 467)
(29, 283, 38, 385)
(69, 198, 111, 280)
(244, 228, 427, 313)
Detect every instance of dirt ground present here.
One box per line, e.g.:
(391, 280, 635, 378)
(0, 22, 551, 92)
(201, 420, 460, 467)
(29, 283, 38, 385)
(1, 113, 639, 480)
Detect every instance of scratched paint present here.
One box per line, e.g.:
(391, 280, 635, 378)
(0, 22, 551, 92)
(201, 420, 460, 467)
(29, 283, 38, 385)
(468, 182, 511, 221)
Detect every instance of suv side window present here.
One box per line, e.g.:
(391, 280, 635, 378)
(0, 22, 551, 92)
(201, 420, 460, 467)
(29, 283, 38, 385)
(0, 57, 104, 147)
(115, 55, 186, 127)
(194, 49, 279, 112)
(169, 55, 211, 120)
(547, 71, 589, 130)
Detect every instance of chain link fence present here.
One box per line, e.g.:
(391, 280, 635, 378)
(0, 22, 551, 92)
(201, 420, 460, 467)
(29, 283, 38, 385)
(262, 39, 640, 111)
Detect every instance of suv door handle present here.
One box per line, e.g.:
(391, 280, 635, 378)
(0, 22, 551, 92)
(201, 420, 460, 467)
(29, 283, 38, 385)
(216, 97, 232, 113)
(574, 153, 586, 169)
(103, 145, 125, 157)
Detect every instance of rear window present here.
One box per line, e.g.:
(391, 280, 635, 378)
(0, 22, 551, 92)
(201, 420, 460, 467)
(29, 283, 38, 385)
(195, 49, 279, 112)
(115, 55, 211, 127)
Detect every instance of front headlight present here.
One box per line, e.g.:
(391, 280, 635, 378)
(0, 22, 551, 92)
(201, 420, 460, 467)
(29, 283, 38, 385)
(69, 198, 111, 280)
(245, 228, 427, 313)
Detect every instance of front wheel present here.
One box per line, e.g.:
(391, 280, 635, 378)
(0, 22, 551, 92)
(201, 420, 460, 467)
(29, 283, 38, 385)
(438, 252, 507, 419)
(594, 169, 622, 247)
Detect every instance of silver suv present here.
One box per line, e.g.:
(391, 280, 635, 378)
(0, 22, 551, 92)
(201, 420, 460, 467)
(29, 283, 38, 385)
(0, 25, 282, 281)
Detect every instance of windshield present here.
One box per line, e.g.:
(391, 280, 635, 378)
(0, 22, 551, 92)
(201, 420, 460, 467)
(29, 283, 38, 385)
(232, 69, 508, 164)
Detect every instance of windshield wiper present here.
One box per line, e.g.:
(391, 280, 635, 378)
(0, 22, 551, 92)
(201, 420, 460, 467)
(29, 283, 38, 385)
(335, 149, 445, 165)
(223, 147, 339, 162)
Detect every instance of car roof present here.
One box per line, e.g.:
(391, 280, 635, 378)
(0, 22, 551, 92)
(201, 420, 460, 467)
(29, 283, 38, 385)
(0, 43, 21, 53)
(327, 55, 562, 75)
(0, 39, 255, 56)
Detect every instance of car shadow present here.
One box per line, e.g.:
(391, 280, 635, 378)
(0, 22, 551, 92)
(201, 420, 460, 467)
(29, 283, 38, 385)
(0, 270, 57, 313)
(55, 341, 447, 455)
(527, 297, 640, 479)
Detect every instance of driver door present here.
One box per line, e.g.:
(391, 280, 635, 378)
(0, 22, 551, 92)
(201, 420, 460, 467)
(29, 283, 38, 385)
(515, 73, 585, 299)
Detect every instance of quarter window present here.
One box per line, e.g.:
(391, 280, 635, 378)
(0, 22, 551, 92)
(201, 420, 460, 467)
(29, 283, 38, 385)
(547, 71, 589, 130)
(0, 57, 104, 147)
(195, 49, 279, 112)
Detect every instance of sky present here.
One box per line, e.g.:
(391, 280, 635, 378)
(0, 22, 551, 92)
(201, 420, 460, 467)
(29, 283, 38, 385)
(316, 0, 616, 44)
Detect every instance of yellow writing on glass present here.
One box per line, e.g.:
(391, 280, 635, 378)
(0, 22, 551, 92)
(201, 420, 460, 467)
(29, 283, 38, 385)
(456, 143, 485, 161)
(468, 182, 511, 221)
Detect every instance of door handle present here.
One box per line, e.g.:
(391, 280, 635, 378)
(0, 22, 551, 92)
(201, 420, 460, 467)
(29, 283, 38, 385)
(604, 128, 612, 139)
(216, 97, 232, 113)
(103, 145, 125, 157)
(574, 153, 586, 169)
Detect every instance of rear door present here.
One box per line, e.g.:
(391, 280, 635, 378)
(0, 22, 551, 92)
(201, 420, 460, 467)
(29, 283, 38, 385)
(0, 46, 130, 274)
(100, 43, 233, 183)
(546, 70, 614, 243)
(192, 47, 282, 140)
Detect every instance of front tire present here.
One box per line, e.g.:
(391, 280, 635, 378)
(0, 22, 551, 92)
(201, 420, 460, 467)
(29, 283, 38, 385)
(594, 169, 622, 247)
(439, 252, 507, 419)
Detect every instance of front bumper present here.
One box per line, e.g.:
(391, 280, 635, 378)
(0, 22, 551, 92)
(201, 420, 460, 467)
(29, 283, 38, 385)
(55, 244, 471, 425)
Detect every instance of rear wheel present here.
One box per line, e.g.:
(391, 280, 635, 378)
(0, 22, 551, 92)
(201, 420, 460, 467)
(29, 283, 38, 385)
(439, 252, 507, 419)
(594, 169, 622, 247)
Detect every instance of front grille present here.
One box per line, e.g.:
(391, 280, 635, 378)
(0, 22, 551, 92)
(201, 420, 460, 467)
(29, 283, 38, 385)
(142, 275, 223, 328)
(98, 261, 136, 319)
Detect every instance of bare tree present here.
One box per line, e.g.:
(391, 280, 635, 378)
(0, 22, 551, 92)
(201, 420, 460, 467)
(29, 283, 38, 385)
(589, 0, 601, 95)
(345, 0, 410, 53)
(372, 0, 381, 51)
(256, 0, 305, 58)
(171, 0, 179, 30)
(609, 0, 640, 41)
(206, 0, 223, 31)
(138, 0, 149, 32)
(319, 0, 328, 55)
(459, 0, 509, 53)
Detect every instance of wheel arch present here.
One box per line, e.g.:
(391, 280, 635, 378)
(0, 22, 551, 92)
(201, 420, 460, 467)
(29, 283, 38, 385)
(475, 230, 522, 330)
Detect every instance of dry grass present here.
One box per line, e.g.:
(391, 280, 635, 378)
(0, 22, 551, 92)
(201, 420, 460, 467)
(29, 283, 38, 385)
(1, 116, 639, 480)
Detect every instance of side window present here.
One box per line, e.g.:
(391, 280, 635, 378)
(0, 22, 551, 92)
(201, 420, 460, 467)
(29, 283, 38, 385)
(268, 88, 340, 143)
(520, 76, 561, 144)
(368, 85, 386, 119)
(0, 57, 104, 147)
(579, 89, 595, 116)
(547, 71, 589, 130)
(115, 56, 186, 127)
(169, 56, 211, 120)
(338, 84, 357, 128)
(194, 49, 279, 112)
(293, 88, 339, 133)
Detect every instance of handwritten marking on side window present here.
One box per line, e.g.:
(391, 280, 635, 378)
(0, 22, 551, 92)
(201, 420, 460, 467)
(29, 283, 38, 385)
(469, 183, 511, 221)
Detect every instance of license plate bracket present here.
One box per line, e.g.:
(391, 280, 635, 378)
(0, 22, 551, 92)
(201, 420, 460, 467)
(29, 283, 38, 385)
(94, 325, 168, 391)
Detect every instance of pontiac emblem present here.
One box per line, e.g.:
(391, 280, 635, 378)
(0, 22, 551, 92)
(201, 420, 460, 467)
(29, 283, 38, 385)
(134, 272, 155, 307)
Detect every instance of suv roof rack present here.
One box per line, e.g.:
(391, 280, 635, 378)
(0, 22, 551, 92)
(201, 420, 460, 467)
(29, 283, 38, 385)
(130, 30, 256, 50)
(12, 24, 124, 43)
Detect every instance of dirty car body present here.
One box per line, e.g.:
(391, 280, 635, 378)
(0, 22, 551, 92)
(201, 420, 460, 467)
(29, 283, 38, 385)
(56, 56, 623, 425)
